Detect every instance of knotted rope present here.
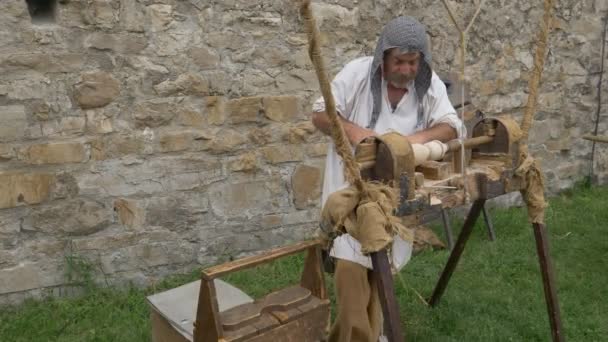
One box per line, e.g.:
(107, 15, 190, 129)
(515, 0, 556, 224)
(300, 0, 413, 254)
(300, 0, 365, 195)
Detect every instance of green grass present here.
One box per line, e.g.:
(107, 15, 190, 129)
(1, 185, 607, 341)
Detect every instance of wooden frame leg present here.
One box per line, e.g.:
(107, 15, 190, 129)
(441, 208, 455, 250)
(428, 199, 486, 307)
(532, 223, 565, 342)
(482, 205, 496, 241)
(371, 250, 405, 342)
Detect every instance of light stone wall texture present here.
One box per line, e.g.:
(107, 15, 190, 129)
(1, 0, 607, 303)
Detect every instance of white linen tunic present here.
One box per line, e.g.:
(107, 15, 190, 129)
(312, 56, 464, 270)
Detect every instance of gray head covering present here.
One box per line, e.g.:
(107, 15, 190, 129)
(368, 16, 432, 129)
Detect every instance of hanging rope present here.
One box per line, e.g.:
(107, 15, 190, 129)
(518, 0, 555, 153)
(301, 0, 416, 255)
(300, 0, 365, 195)
(441, 0, 486, 204)
(514, 0, 556, 224)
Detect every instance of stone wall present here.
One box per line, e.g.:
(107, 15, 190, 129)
(1, 0, 606, 302)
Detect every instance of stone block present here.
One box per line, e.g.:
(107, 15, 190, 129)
(209, 178, 286, 217)
(158, 129, 212, 153)
(0, 262, 62, 295)
(114, 198, 145, 230)
(262, 145, 303, 164)
(189, 47, 220, 69)
(285, 121, 317, 143)
(0, 144, 14, 161)
(84, 32, 148, 54)
(133, 99, 176, 128)
(146, 4, 173, 32)
(31, 199, 112, 236)
(0, 105, 27, 141)
(83, 0, 119, 29)
(0, 172, 55, 209)
(153, 73, 209, 97)
(85, 111, 114, 134)
(227, 97, 263, 124)
(1, 54, 86, 73)
(73, 72, 121, 109)
(248, 127, 273, 146)
(306, 143, 328, 157)
(209, 129, 246, 153)
(119, 0, 145, 32)
(263, 96, 299, 122)
(20, 142, 86, 165)
(51, 173, 79, 200)
(206, 96, 226, 125)
(291, 164, 322, 209)
(176, 108, 205, 128)
(90, 134, 144, 161)
(229, 152, 257, 172)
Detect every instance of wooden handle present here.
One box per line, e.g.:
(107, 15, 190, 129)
(583, 134, 608, 144)
(202, 239, 322, 280)
(446, 135, 494, 152)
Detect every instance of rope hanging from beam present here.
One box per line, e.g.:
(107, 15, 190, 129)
(515, 0, 556, 224)
(441, 0, 486, 204)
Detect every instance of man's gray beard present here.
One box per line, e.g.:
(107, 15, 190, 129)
(389, 80, 409, 89)
(386, 74, 413, 89)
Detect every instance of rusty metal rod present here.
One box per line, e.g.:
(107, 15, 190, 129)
(583, 134, 608, 144)
(532, 223, 565, 342)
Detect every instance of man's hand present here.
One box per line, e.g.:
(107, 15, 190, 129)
(406, 123, 458, 145)
(312, 111, 376, 146)
(348, 127, 376, 145)
(405, 134, 427, 145)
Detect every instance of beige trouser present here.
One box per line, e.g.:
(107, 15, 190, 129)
(329, 259, 382, 342)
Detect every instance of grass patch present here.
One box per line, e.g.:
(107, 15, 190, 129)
(1, 185, 607, 341)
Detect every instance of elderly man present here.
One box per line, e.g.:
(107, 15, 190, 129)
(311, 16, 464, 342)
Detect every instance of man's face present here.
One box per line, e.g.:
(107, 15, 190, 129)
(383, 49, 421, 89)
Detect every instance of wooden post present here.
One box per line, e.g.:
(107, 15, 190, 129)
(193, 279, 222, 342)
(440, 208, 455, 250)
(300, 245, 328, 300)
(428, 199, 486, 307)
(532, 223, 565, 342)
(482, 205, 496, 241)
(371, 250, 405, 342)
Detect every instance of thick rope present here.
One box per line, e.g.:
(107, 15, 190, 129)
(300, 0, 365, 194)
(518, 0, 555, 158)
(302, 1, 414, 255)
(514, 0, 556, 224)
(441, 0, 485, 204)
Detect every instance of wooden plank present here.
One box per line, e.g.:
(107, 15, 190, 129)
(193, 279, 222, 342)
(416, 161, 453, 180)
(532, 223, 565, 342)
(371, 250, 405, 342)
(245, 304, 330, 342)
(221, 286, 311, 331)
(203, 240, 321, 280)
(300, 246, 328, 300)
(150, 309, 190, 342)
